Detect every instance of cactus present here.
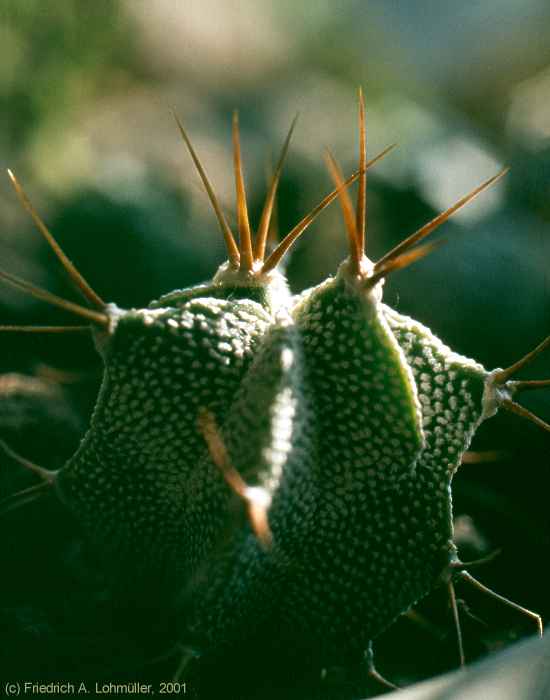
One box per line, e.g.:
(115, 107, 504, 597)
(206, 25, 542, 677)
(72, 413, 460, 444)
(1, 94, 549, 696)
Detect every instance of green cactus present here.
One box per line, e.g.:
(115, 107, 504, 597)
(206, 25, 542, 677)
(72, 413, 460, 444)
(0, 112, 364, 600)
(1, 94, 549, 694)
(179, 95, 548, 679)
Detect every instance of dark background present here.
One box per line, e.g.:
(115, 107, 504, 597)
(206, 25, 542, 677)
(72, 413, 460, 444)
(1, 2, 549, 697)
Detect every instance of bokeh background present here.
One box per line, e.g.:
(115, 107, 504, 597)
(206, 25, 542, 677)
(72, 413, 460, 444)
(1, 1, 550, 697)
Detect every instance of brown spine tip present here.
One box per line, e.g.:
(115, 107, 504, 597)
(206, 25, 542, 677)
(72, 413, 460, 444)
(198, 409, 272, 548)
(459, 570, 543, 637)
(325, 150, 362, 276)
(232, 111, 254, 272)
(0, 439, 57, 484)
(356, 86, 367, 257)
(324, 143, 397, 278)
(461, 450, 508, 464)
(365, 142, 398, 169)
(366, 644, 399, 690)
(6, 169, 105, 310)
(0, 267, 109, 327)
(375, 167, 510, 270)
(264, 153, 281, 252)
(262, 169, 361, 274)
(366, 239, 445, 289)
(172, 110, 240, 269)
(448, 549, 502, 570)
(447, 580, 465, 667)
(495, 333, 550, 384)
(511, 379, 550, 392)
(0, 325, 90, 333)
(0, 481, 54, 517)
(501, 398, 550, 435)
(255, 114, 298, 263)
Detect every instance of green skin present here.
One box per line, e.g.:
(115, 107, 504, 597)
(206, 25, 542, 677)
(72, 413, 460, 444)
(25, 246, 499, 663)
(187, 259, 492, 664)
(185, 315, 319, 648)
(54, 266, 291, 599)
(285, 275, 488, 662)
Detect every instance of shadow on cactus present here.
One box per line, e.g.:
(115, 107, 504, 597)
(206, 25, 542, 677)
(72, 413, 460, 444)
(1, 92, 549, 696)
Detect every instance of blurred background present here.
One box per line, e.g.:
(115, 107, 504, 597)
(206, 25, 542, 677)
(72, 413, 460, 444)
(1, 1, 550, 697)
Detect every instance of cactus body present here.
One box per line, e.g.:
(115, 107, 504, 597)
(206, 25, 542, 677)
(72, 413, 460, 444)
(1, 99, 548, 690)
(56, 288, 276, 594)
